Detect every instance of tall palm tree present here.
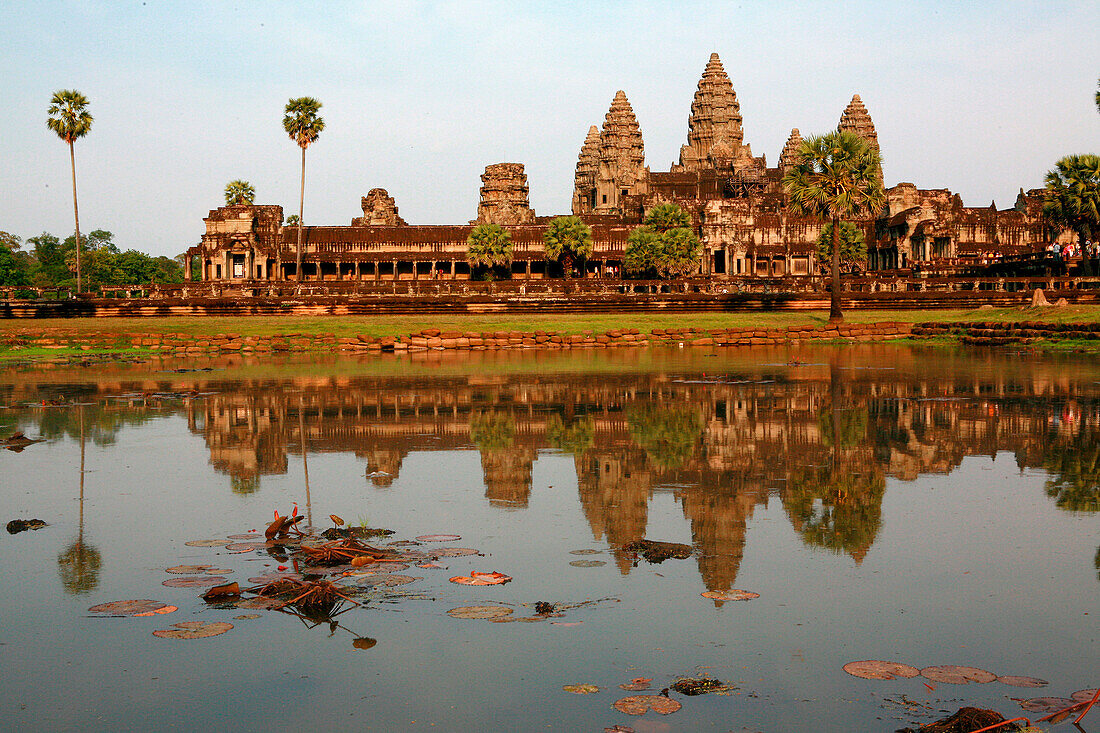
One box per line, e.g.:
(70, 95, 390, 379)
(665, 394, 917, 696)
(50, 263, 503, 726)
(466, 223, 513, 279)
(46, 90, 93, 294)
(543, 216, 593, 278)
(1043, 154, 1100, 249)
(283, 97, 324, 281)
(783, 131, 885, 322)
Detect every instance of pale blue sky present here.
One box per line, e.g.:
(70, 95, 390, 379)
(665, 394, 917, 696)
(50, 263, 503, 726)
(2, 1, 1098, 258)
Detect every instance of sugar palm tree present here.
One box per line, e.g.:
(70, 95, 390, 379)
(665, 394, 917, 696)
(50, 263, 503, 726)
(543, 216, 593, 278)
(283, 97, 325, 281)
(224, 179, 255, 206)
(783, 131, 884, 322)
(1043, 154, 1100, 249)
(466, 223, 513, 279)
(47, 90, 93, 294)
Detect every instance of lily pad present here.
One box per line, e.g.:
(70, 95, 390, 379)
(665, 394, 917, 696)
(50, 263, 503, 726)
(226, 541, 272, 551)
(1019, 697, 1076, 713)
(358, 574, 419, 587)
(842, 660, 921, 680)
(570, 560, 606, 567)
(153, 621, 233, 639)
(88, 599, 172, 616)
(166, 564, 214, 574)
(563, 684, 599, 694)
(448, 605, 513, 619)
(570, 549, 600, 555)
(235, 597, 284, 610)
(354, 563, 409, 574)
(701, 589, 760, 602)
(184, 539, 230, 547)
(449, 571, 511, 586)
(227, 533, 262, 540)
(233, 614, 262, 620)
(162, 576, 227, 588)
(997, 675, 1049, 688)
(920, 665, 997, 684)
(1073, 689, 1100, 703)
(353, 637, 377, 650)
(619, 681, 652, 691)
(134, 605, 178, 616)
(434, 548, 480, 558)
(612, 695, 682, 716)
(415, 534, 461, 542)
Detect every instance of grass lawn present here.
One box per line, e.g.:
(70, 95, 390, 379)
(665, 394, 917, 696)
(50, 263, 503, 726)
(3, 306, 1100, 340)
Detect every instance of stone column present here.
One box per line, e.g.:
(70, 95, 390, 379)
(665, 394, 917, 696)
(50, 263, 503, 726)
(184, 255, 192, 281)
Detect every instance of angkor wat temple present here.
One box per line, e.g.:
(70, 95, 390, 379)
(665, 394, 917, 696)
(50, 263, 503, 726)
(188, 53, 1063, 283)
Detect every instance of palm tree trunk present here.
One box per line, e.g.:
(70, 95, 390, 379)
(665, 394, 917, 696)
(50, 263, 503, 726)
(295, 146, 306, 282)
(69, 140, 82, 295)
(829, 216, 842, 323)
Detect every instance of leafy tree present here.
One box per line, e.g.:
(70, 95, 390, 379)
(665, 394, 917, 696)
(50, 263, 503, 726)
(1043, 154, 1100, 249)
(28, 232, 70, 287)
(285, 214, 300, 226)
(224, 179, 255, 206)
(815, 221, 867, 274)
(543, 216, 593, 278)
(623, 204, 701, 279)
(0, 245, 30, 286)
(47, 90, 93, 294)
(283, 97, 324, 281)
(466, 223, 513, 279)
(0, 231, 22, 250)
(783, 130, 885, 322)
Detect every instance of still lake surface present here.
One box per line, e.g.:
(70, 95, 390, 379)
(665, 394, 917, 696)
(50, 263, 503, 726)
(0, 344, 1096, 732)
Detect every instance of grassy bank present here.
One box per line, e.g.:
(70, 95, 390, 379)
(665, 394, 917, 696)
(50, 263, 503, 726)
(3, 306, 1100, 340)
(3, 306, 1100, 362)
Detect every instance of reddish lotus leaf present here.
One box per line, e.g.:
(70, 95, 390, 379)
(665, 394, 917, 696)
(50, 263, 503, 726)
(702, 589, 760, 602)
(350, 556, 372, 568)
(153, 621, 233, 639)
(1019, 697, 1076, 713)
(563, 684, 599, 694)
(205, 568, 233, 575)
(355, 563, 408, 574)
(201, 582, 240, 600)
(612, 695, 682, 716)
(434, 548, 480, 558)
(133, 605, 178, 617)
(1073, 689, 1100, 703)
(415, 534, 461, 542)
(997, 675, 1049, 688)
(357, 574, 419, 587)
(352, 637, 377, 650)
(449, 571, 511, 586)
(569, 549, 600, 555)
(162, 576, 227, 588)
(619, 682, 651, 691)
(184, 539, 230, 547)
(842, 660, 921, 680)
(604, 726, 634, 733)
(920, 665, 997, 684)
(226, 533, 262, 540)
(89, 599, 171, 616)
(551, 621, 583, 626)
(417, 562, 444, 569)
(234, 614, 262, 620)
(447, 605, 513, 619)
(166, 564, 214, 574)
(570, 560, 606, 567)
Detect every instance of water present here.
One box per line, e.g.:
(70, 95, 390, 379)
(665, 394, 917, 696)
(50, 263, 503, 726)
(0, 344, 1096, 732)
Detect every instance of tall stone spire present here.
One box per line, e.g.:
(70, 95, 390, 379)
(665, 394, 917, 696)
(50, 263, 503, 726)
(572, 125, 601, 215)
(594, 90, 646, 215)
(778, 128, 804, 171)
(838, 94, 883, 182)
(837, 94, 879, 154)
(476, 162, 535, 226)
(679, 53, 744, 171)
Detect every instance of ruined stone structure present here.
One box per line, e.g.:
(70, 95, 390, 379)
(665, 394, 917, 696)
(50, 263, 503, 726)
(189, 52, 1065, 284)
(476, 163, 535, 226)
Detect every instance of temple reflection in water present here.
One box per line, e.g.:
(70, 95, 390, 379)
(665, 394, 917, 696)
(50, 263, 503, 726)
(7, 346, 1099, 595)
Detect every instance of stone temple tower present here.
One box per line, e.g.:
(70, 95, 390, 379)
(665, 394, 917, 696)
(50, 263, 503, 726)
(572, 125, 601, 215)
(778, 128, 804, 172)
(476, 162, 535, 226)
(592, 91, 647, 216)
(837, 94, 883, 182)
(679, 52, 746, 171)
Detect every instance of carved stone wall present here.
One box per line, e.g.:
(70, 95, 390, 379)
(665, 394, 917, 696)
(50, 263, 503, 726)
(477, 162, 535, 226)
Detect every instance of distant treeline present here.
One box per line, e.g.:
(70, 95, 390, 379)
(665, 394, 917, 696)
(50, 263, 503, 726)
(0, 230, 182, 290)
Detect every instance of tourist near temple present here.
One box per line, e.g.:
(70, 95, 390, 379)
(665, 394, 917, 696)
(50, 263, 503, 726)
(187, 53, 1063, 284)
